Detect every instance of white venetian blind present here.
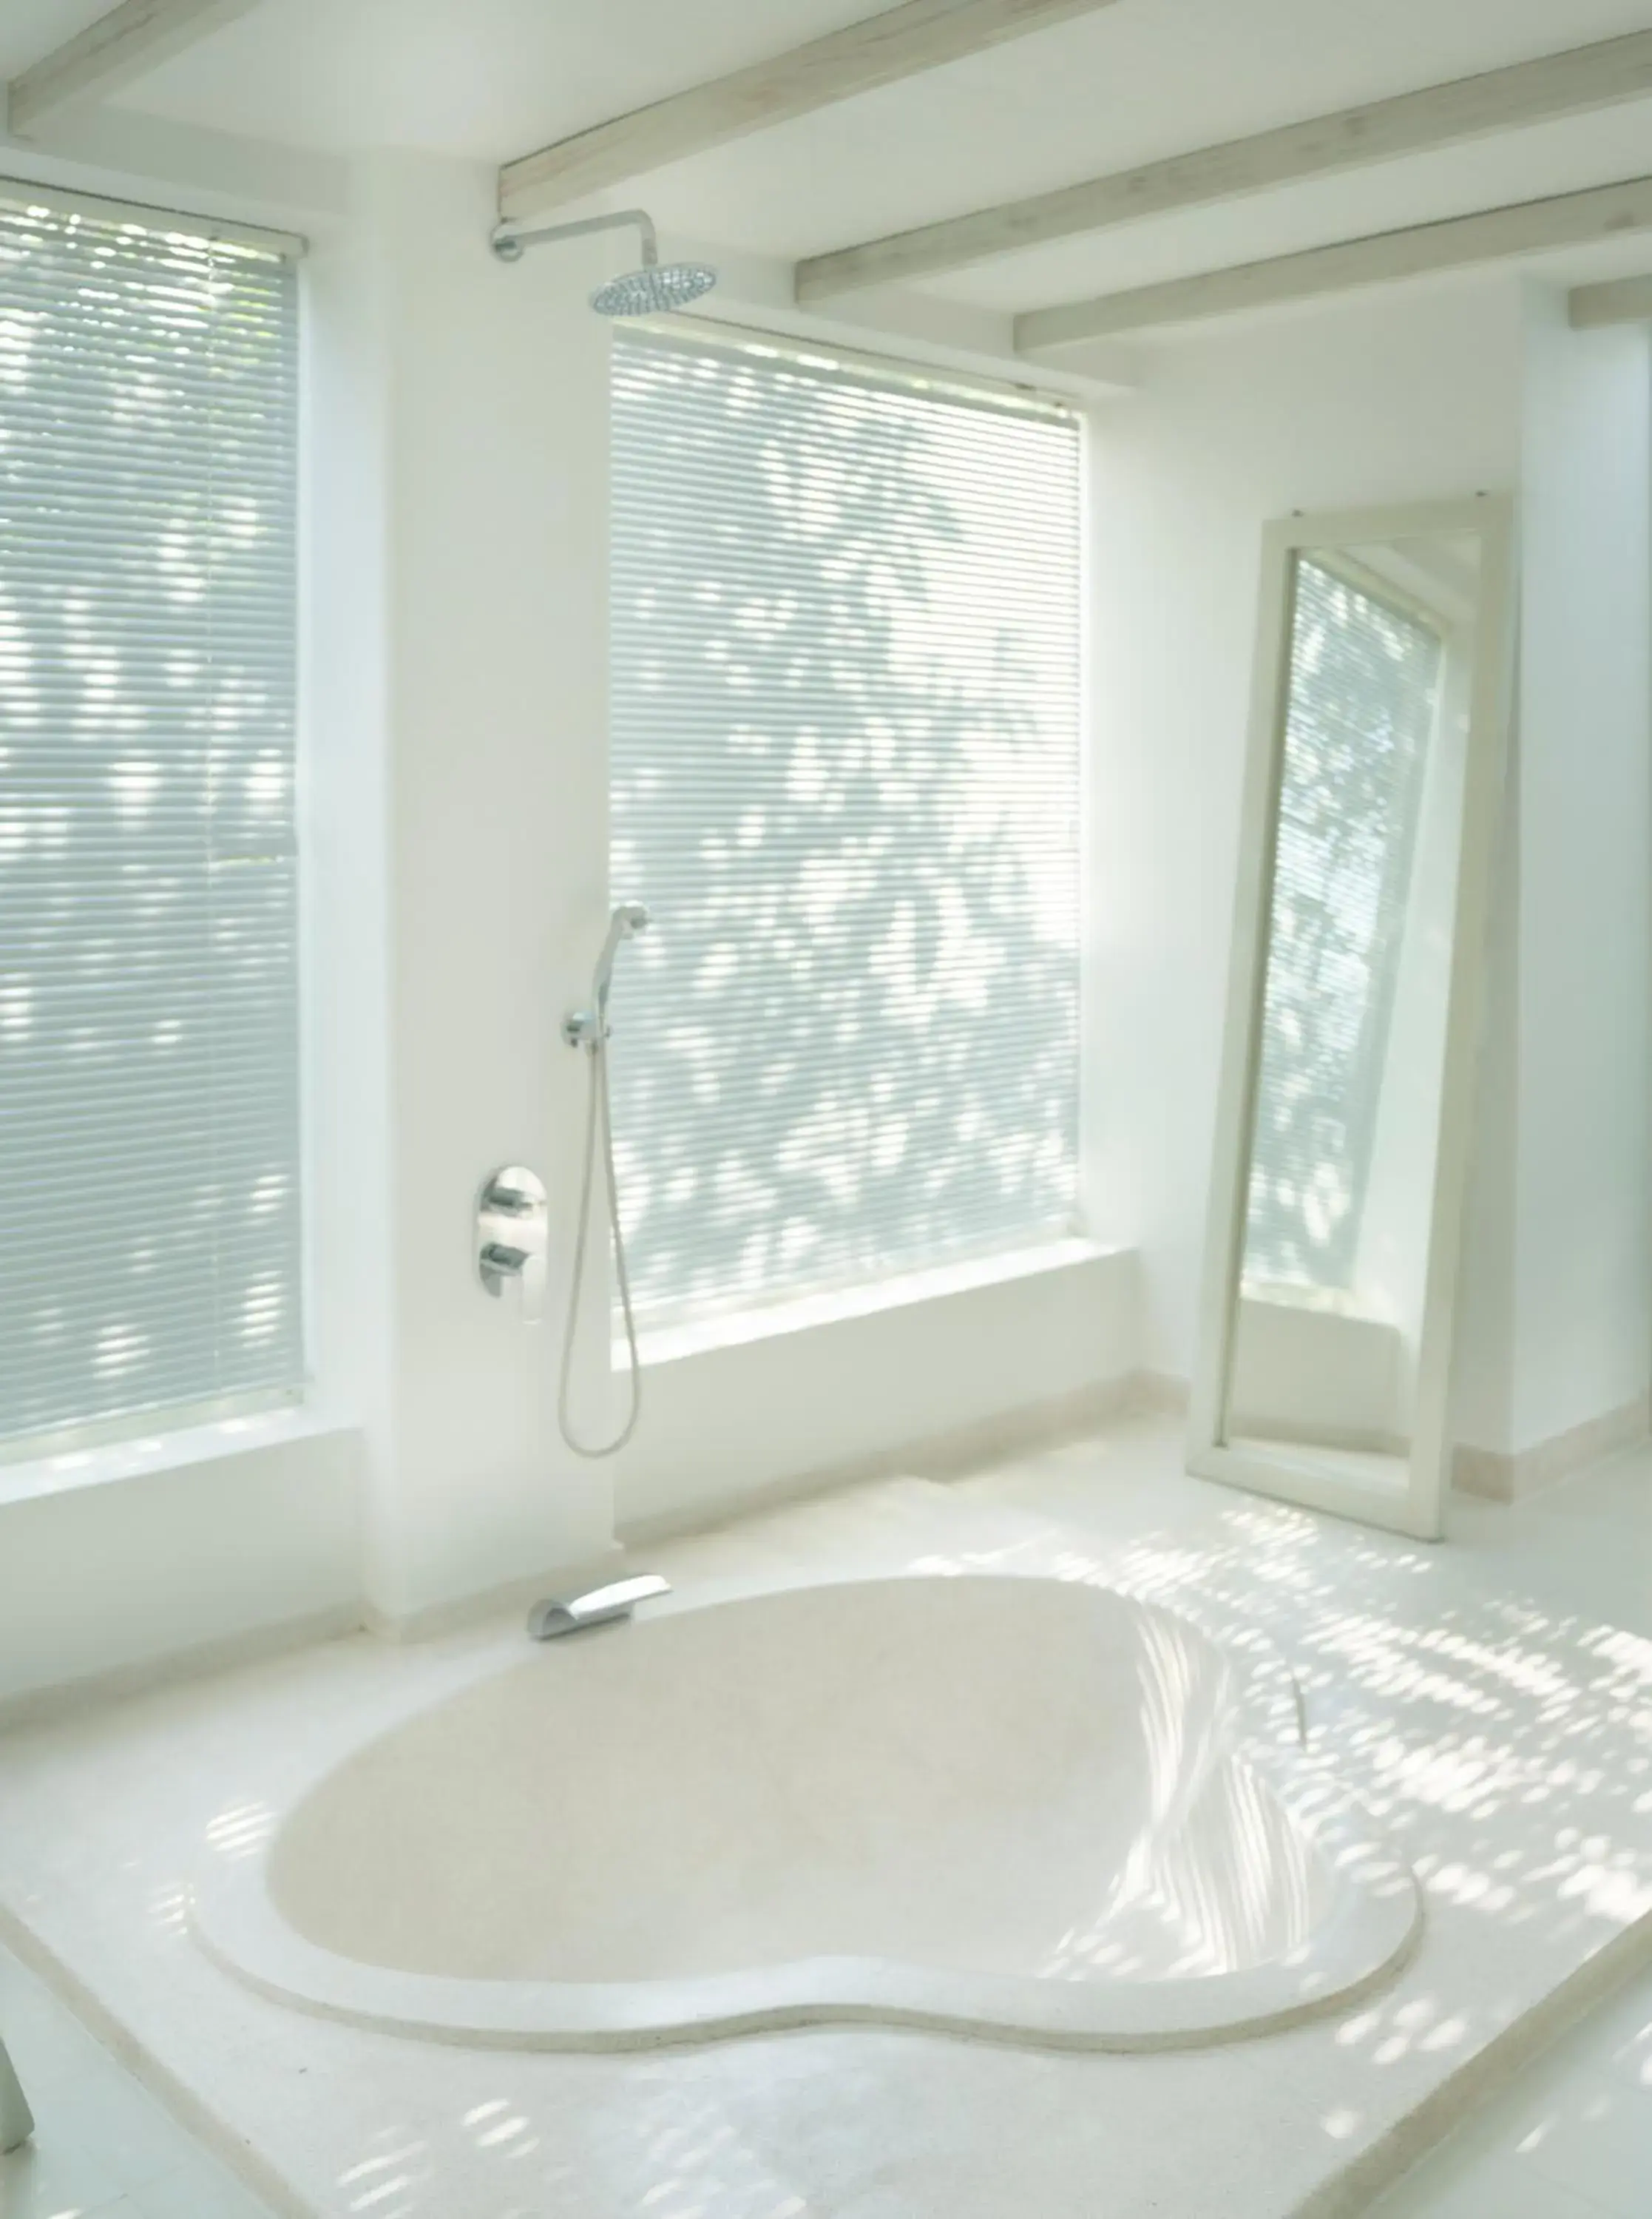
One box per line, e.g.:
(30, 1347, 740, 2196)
(609, 323, 1081, 1325)
(0, 186, 303, 1448)
(1245, 556, 1443, 1294)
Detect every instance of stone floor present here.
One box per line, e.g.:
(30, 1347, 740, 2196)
(0, 1413, 1647, 2218)
(0, 1936, 272, 2219)
(1372, 1957, 1652, 2216)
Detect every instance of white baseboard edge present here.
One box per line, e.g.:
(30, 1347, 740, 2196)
(1453, 1394, 1650, 1503)
(0, 1603, 363, 1738)
(364, 1544, 629, 1646)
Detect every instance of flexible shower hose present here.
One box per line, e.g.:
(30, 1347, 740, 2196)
(557, 1032, 643, 1458)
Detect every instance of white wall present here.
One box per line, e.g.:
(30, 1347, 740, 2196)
(0, 1422, 360, 1711)
(1512, 291, 1652, 1452)
(300, 161, 397, 1604)
(615, 1246, 1140, 1534)
(1083, 280, 1526, 1410)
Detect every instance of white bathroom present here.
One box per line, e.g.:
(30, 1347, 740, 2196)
(0, 3, 1649, 2215)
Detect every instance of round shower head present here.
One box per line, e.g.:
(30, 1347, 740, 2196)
(590, 260, 717, 317)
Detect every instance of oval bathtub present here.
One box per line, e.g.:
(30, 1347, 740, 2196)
(193, 1576, 1418, 2050)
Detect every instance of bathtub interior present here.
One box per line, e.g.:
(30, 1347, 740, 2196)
(265, 1578, 1336, 1992)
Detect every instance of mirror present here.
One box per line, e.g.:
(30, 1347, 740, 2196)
(1190, 498, 1514, 1539)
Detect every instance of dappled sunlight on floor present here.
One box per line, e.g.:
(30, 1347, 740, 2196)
(1369, 1959, 1652, 2216)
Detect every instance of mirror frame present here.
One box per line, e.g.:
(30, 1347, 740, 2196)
(1188, 495, 1516, 1541)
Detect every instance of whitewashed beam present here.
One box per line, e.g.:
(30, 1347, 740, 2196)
(5, 0, 260, 135)
(1015, 174, 1652, 351)
(798, 28, 1652, 301)
(1568, 272, 1652, 327)
(499, 0, 1121, 222)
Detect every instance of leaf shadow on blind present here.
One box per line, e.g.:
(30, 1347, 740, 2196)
(609, 337, 1081, 1324)
(0, 206, 302, 1445)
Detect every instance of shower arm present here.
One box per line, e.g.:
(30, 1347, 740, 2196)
(490, 209, 658, 267)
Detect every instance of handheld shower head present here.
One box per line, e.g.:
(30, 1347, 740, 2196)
(592, 901, 651, 1014)
(557, 907, 652, 1461)
(562, 902, 651, 1050)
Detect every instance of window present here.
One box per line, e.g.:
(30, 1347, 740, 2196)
(1245, 555, 1443, 1296)
(0, 185, 302, 1450)
(609, 323, 1082, 1326)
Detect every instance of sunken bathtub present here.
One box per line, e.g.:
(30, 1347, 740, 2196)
(192, 1575, 1418, 2050)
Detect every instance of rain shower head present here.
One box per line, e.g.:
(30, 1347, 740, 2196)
(591, 260, 717, 318)
(490, 207, 717, 317)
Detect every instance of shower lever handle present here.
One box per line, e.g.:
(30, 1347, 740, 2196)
(476, 1166, 548, 1323)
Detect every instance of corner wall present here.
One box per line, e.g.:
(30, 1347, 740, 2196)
(1511, 290, 1652, 1457)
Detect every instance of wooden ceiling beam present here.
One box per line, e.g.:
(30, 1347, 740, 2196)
(1569, 272, 1652, 328)
(1015, 174, 1652, 350)
(799, 29, 1652, 302)
(6, 0, 260, 135)
(500, 0, 1123, 222)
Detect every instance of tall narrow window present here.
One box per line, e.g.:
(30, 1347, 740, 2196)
(1245, 556, 1443, 1295)
(609, 325, 1082, 1326)
(0, 186, 302, 1448)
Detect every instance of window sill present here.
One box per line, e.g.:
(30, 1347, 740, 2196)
(0, 1403, 355, 1512)
(624, 1237, 1123, 1371)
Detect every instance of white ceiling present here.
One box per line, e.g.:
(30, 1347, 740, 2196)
(7, 0, 1652, 317)
(0, 0, 897, 159)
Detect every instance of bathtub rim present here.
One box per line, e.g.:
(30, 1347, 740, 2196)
(188, 1570, 1423, 2052)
